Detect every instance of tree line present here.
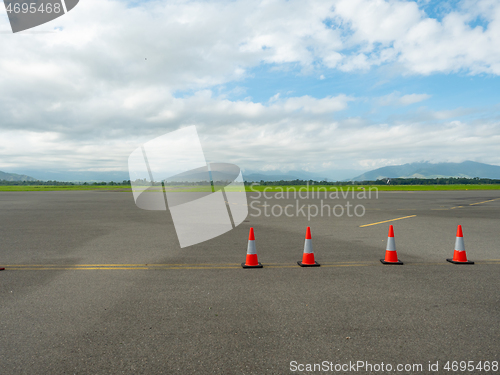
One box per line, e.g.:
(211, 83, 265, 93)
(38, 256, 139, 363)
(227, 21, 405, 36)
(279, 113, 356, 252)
(0, 180, 132, 186)
(245, 177, 500, 186)
(1, 177, 500, 186)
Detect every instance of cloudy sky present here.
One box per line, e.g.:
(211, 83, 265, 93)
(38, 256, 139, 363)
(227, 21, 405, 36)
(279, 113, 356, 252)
(1, 0, 500, 180)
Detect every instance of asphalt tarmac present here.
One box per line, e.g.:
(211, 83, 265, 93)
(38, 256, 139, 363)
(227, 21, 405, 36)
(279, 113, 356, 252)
(0, 190, 499, 374)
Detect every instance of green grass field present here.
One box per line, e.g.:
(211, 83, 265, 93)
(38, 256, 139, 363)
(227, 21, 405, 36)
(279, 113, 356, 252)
(246, 184, 500, 192)
(0, 185, 132, 192)
(1, 184, 500, 192)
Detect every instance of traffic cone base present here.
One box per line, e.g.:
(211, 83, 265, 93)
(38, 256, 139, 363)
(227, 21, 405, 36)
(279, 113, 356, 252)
(381, 225, 403, 265)
(298, 227, 320, 267)
(242, 263, 263, 268)
(447, 225, 474, 264)
(297, 260, 320, 267)
(242, 228, 263, 268)
(446, 258, 474, 265)
(380, 258, 403, 265)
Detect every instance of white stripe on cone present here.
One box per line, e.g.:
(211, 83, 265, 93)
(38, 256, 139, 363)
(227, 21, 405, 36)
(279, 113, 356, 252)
(454, 236, 465, 251)
(386, 237, 396, 251)
(303, 238, 313, 254)
(247, 240, 257, 255)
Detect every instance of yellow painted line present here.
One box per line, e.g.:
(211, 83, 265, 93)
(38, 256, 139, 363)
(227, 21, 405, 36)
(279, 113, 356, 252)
(1, 263, 241, 267)
(2, 261, 499, 270)
(475, 262, 500, 265)
(3, 266, 236, 270)
(359, 215, 417, 227)
(2, 263, 368, 269)
(156, 266, 241, 270)
(1, 261, 374, 267)
(403, 261, 500, 266)
(469, 198, 500, 206)
(2, 266, 150, 269)
(3, 267, 149, 270)
(0, 264, 147, 267)
(265, 264, 370, 269)
(318, 261, 372, 265)
(79, 263, 242, 267)
(2, 264, 371, 270)
(7, 268, 168, 270)
(319, 264, 370, 268)
(407, 262, 456, 266)
(429, 198, 499, 211)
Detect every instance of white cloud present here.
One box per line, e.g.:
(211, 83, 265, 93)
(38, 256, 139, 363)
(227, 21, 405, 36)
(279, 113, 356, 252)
(1, 90, 499, 174)
(333, 0, 500, 74)
(2, 0, 499, 94)
(333, 0, 423, 45)
(271, 95, 353, 114)
(399, 93, 431, 105)
(378, 92, 431, 106)
(1, 0, 500, 176)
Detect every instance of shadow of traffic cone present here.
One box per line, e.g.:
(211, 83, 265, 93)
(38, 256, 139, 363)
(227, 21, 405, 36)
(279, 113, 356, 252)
(380, 225, 403, 265)
(447, 225, 474, 264)
(242, 227, 263, 268)
(298, 227, 320, 267)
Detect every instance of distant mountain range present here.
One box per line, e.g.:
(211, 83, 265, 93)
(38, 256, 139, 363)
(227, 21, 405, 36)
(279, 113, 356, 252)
(4, 170, 131, 182)
(0, 171, 37, 181)
(3, 161, 500, 183)
(243, 170, 330, 182)
(351, 161, 500, 181)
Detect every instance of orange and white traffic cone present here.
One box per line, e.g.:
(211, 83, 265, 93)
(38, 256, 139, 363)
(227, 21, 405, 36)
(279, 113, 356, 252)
(298, 227, 320, 267)
(380, 225, 403, 265)
(242, 227, 263, 268)
(447, 225, 474, 264)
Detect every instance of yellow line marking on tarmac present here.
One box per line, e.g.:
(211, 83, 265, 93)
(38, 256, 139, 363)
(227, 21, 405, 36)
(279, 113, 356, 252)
(359, 215, 417, 227)
(2, 264, 371, 270)
(2, 260, 374, 267)
(318, 260, 371, 265)
(449, 198, 498, 209)
(469, 198, 500, 206)
(265, 264, 370, 269)
(147, 267, 225, 270)
(408, 262, 455, 266)
(2, 263, 368, 269)
(3, 260, 500, 270)
(475, 259, 500, 265)
(429, 198, 499, 211)
(2, 267, 150, 270)
(1, 263, 241, 267)
(403, 261, 500, 266)
(476, 262, 500, 265)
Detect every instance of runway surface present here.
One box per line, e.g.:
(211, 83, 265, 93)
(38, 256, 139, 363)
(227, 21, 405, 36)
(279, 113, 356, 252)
(0, 190, 499, 374)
